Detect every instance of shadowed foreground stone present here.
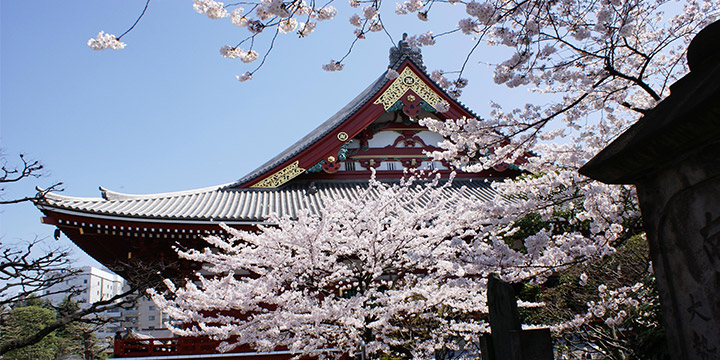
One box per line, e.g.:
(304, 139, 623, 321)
(481, 274, 553, 360)
(580, 20, 720, 360)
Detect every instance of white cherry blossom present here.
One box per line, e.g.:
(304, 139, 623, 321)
(193, 0, 228, 19)
(348, 13, 362, 27)
(278, 18, 298, 33)
(219, 45, 244, 58)
(362, 6, 378, 20)
(87, 31, 126, 50)
(298, 21, 316, 36)
(240, 50, 259, 63)
(313, 6, 338, 20)
(236, 72, 252, 82)
(322, 60, 344, 71)
(230, 8, 249, 26)
(385, 68, 399, 80)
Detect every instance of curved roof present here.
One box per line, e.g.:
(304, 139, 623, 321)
(37, 44, 496, 224)
(227, 51, 483, 189)
(225, 72, 389, 189)
(37, 180, 499, 223)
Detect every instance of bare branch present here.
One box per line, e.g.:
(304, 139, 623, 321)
(0, 153, 63, 205)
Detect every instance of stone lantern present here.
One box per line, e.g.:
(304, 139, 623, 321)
(579, 21, 720, 360)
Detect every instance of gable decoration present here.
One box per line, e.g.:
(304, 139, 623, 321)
(373, 67, 445, 115)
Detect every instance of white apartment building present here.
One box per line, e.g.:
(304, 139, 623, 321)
(45, 266, 173, 338)
(45, 266, 125, 305)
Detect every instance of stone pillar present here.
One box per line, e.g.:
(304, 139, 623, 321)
(580, 21, 720, 360)
(636, 143, 720, 359)
(481, 274, 553, 360)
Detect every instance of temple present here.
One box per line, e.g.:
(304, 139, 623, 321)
(34, 37, 522, 358)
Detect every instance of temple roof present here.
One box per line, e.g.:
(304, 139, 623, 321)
(226, 37, 481, 189)
(37, 38, 496, 224)
(37, 180, 498, 224)
(226, 73, 388, 189)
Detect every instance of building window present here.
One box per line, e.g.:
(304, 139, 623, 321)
(149, 306, 156, 311)
(387, 162, 396, 171)
(83, 279, 87, 284)
(149, 316, 155, 321)
(344, 161, 355, 171)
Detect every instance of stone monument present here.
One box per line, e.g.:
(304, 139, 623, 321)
(481, 274, 553, 360)
(579, 20, 720, 360)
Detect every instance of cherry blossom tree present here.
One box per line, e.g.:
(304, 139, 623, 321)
(91, 0, 720, 357)
(150, 175, 485, 358)
(151, 173, 603, 358)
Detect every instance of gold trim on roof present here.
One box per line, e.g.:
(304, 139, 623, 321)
(251, 161, 306, 188)
(374, 67, 445, 111)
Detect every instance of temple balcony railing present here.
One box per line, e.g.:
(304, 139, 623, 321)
(113, 336, 344, 359)
(113, 336, 219, 357)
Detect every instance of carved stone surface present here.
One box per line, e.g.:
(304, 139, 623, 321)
(636, 143, 720, 360)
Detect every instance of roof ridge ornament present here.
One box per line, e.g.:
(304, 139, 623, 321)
(389, 33, 426, 71)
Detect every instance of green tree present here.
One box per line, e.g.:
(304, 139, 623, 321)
(0, 305, 59, 360)
(1, 153, 158, 356)
(54, 298, 109, 360)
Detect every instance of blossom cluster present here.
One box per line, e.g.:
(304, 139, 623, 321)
(344, 5, 384, 42)
(87, 31, 126, 50)
(409, 5, 718, 300)
(151, 159, 646, 357)
(236, 72, 253, 82)
(151, 174, 502, 358)
(406, 31, 435, 47)
(322, 60, 344, 72)
(193, 0, 228, 19)
(553, 282, 653, 331)
(219, 46, 259, 63)
(429, 70, 467, 98)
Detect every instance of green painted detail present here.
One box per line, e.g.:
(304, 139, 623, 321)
(337, 143, 350, 161)
(306, 141, 353, 173)
(387, 99, 404, 112)
(419, 100, 437, 113)
(307, 160, 325, 173)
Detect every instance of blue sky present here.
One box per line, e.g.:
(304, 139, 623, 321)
(1, 1, 519, 267)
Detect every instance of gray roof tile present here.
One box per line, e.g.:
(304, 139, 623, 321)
(38, 180, 500, 223)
